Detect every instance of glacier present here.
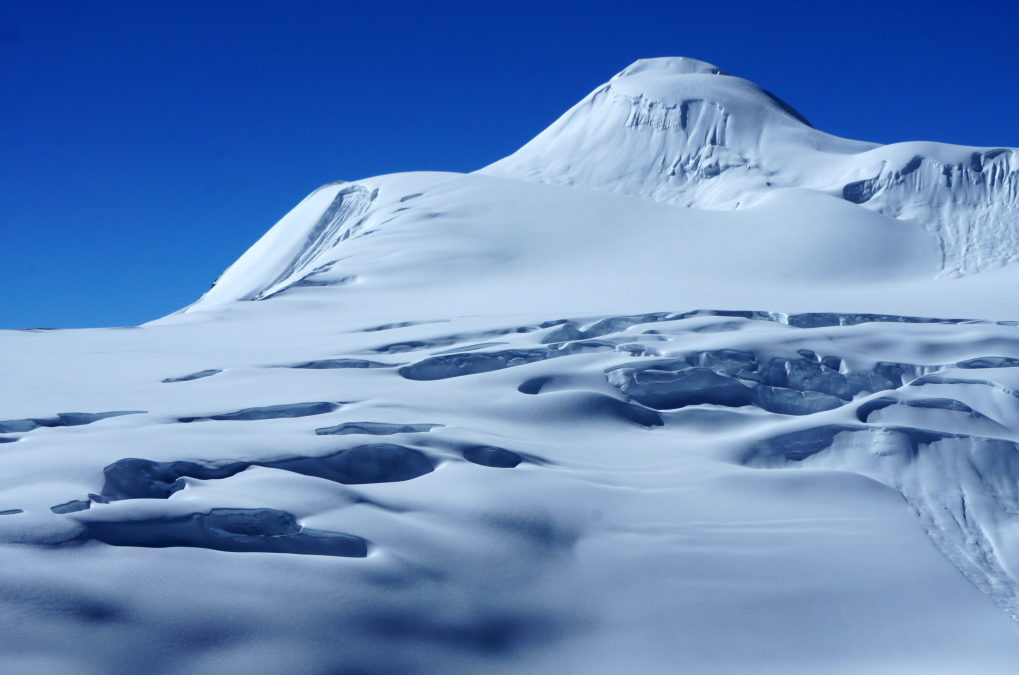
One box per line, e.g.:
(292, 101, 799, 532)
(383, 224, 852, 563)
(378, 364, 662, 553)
(5, 57, 1019, 673)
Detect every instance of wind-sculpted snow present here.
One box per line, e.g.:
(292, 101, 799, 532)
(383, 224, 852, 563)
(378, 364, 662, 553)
(7, 306, 1019, 671)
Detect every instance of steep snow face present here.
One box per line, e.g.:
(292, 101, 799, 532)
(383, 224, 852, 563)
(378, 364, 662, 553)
(197, 181, 378, 305)
(480, 57, 1019, 276)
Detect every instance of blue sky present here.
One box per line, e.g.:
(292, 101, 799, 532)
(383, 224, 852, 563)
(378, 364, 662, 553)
(2, 0, 1016, 328)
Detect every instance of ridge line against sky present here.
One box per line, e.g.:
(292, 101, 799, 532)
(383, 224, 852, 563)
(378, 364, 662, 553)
(1, 0, 1017, 328)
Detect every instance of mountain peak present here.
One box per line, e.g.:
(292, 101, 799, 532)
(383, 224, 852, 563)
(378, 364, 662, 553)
(479, 55, 832, 211)
(612, 56, 729, 79)
(478, 57, 1019, 277)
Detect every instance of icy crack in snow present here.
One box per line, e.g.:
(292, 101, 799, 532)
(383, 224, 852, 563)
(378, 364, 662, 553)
(0, 411, 146, 434)
(78, 508, 368, 558)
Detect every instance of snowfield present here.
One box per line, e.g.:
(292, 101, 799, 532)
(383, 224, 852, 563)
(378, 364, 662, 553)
(4, 57, 1019, 673)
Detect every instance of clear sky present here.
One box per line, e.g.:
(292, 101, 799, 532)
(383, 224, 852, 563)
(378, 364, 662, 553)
(2, 0, 1017, 328)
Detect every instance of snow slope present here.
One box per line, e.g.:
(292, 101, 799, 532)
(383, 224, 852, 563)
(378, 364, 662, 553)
(4, 57, 1019, 674)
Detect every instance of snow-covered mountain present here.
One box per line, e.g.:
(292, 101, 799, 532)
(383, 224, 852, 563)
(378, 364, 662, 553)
(5, 58, 1019, 674)
(484, 57, 1019, 276)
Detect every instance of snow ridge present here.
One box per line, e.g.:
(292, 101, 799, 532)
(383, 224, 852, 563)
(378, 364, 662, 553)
(251, 183, 377, 299)
(194, 181, 377, 307)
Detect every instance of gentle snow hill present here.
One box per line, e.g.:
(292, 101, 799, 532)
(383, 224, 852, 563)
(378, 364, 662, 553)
(188, 171, 943, 319)
(5, 57, 1019, 674)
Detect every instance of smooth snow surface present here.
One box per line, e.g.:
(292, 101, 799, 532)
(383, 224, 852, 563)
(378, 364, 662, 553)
(6, 57, 1019, 674)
